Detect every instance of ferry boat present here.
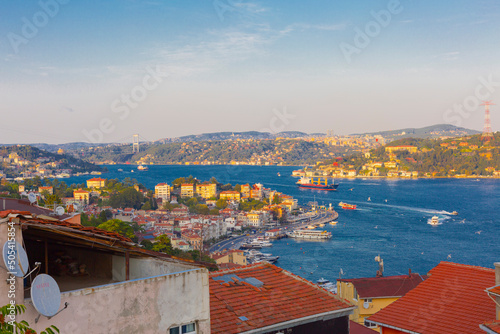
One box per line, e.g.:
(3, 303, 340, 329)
(329, 221, 337, 226)
(297, 177, 339, 191)
(339, 202, 356, 210)
(137, 165, 149, 171)
(292, 170, 306, 177)
(429, 216, 440, 226)
(286, 229, 332, 239)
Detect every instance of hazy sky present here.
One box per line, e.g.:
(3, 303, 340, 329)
(1, 0, 500, 144)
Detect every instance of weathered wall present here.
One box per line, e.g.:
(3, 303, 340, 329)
(111, 255, 196, 281)
(21, 268, 210, 334)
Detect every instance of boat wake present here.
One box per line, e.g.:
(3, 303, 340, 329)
(362, 202, 454, 216)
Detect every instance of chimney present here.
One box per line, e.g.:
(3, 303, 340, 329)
(409, 268, 412, 277)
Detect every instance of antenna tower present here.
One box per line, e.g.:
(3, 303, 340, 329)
(481, 101, 495, 141)
(133, 134, 140, 153)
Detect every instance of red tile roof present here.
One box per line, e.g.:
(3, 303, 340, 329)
(487, 285, 500, 297)
(350, 321, 378, 334)
(481, 321, 500, 334)
(0, 210, 132, 242)
(368, 262, 496, 334)
(210, 263, 354, 334)
(338, 273, 426, 298)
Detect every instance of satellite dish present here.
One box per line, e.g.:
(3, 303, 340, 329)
(28, 193, 37, 204)
(31, 274, 61, 317)
(72, 203, 79, 212)
(363, 301, 370, 309)
(2, 241, 29, 277)
(55, 206, 65, 216)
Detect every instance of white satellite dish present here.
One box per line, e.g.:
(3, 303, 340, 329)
(55, 206, 65, 216)
(28, 193, 37, 204)
(363, 301, 370, 309)
(31, 274, 61, 317)
(2, 241, 29, 277)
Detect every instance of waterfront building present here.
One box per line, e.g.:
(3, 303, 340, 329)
(86, 177, 106, 189)
(211, 249, 247, 267)
(196, 182, 217, 199)
(38, 186, 54, 195)
(219, 190, 241, 202)
(337, 271, 426, 329)
(384, 145, 418, 154)
(181, 183, 195, 198)
(73, 189, 90, 204)
(240, 183, 251, 198)
(368, 262, 496, 334)
(155, 182, 171, 201)
(209, 263, 355, 334)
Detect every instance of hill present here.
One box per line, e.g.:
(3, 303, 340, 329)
(316, 132, 500, 177)
(351, 124, 480, 142)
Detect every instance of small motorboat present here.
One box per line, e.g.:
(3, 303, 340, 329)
(429, 216, 439, 226)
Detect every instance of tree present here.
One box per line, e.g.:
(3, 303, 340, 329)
(234, 184, 242, 192)
(209, 208, 220, 215)
(152, 234, 172, 254)
(97, 219, 135, 240)
(0, 304, 59, 334)
(216, 199, 228, 209)
(272, 194, 282, 204)
(98, 209, 112, 222)
(140, 240, 153, 250)
(108, 187, 144, 209)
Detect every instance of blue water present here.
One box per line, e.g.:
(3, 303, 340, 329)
(64, 165, 499, 281)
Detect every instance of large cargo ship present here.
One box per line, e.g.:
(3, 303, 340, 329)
(296, 177, 339, 191)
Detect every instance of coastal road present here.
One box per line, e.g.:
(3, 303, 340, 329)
(209, 210, 338, 253)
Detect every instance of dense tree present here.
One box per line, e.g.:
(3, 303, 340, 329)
(97, 219, 136, 240)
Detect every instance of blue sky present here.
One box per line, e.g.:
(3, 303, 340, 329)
(1, 0, 499, 144)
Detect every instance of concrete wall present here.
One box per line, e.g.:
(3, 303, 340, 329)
(111, 255, 196, 281)
(22, 268, 211, 334)
(496, 262, 500, 320)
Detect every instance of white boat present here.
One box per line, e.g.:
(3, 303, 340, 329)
(429, 216, 439, 225)
(451, 211, 458, 215)
(117, 168, 123, 172)
(287, 229, 332, 239)
(277, 172, 281, 176)
(138, 165, 149, 171)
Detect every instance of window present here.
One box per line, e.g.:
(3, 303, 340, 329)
(365, 298, 372, 303)
(169, 323, 196, 334)
(353, 286, 358, 301)
(364, 319, 377, 328)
